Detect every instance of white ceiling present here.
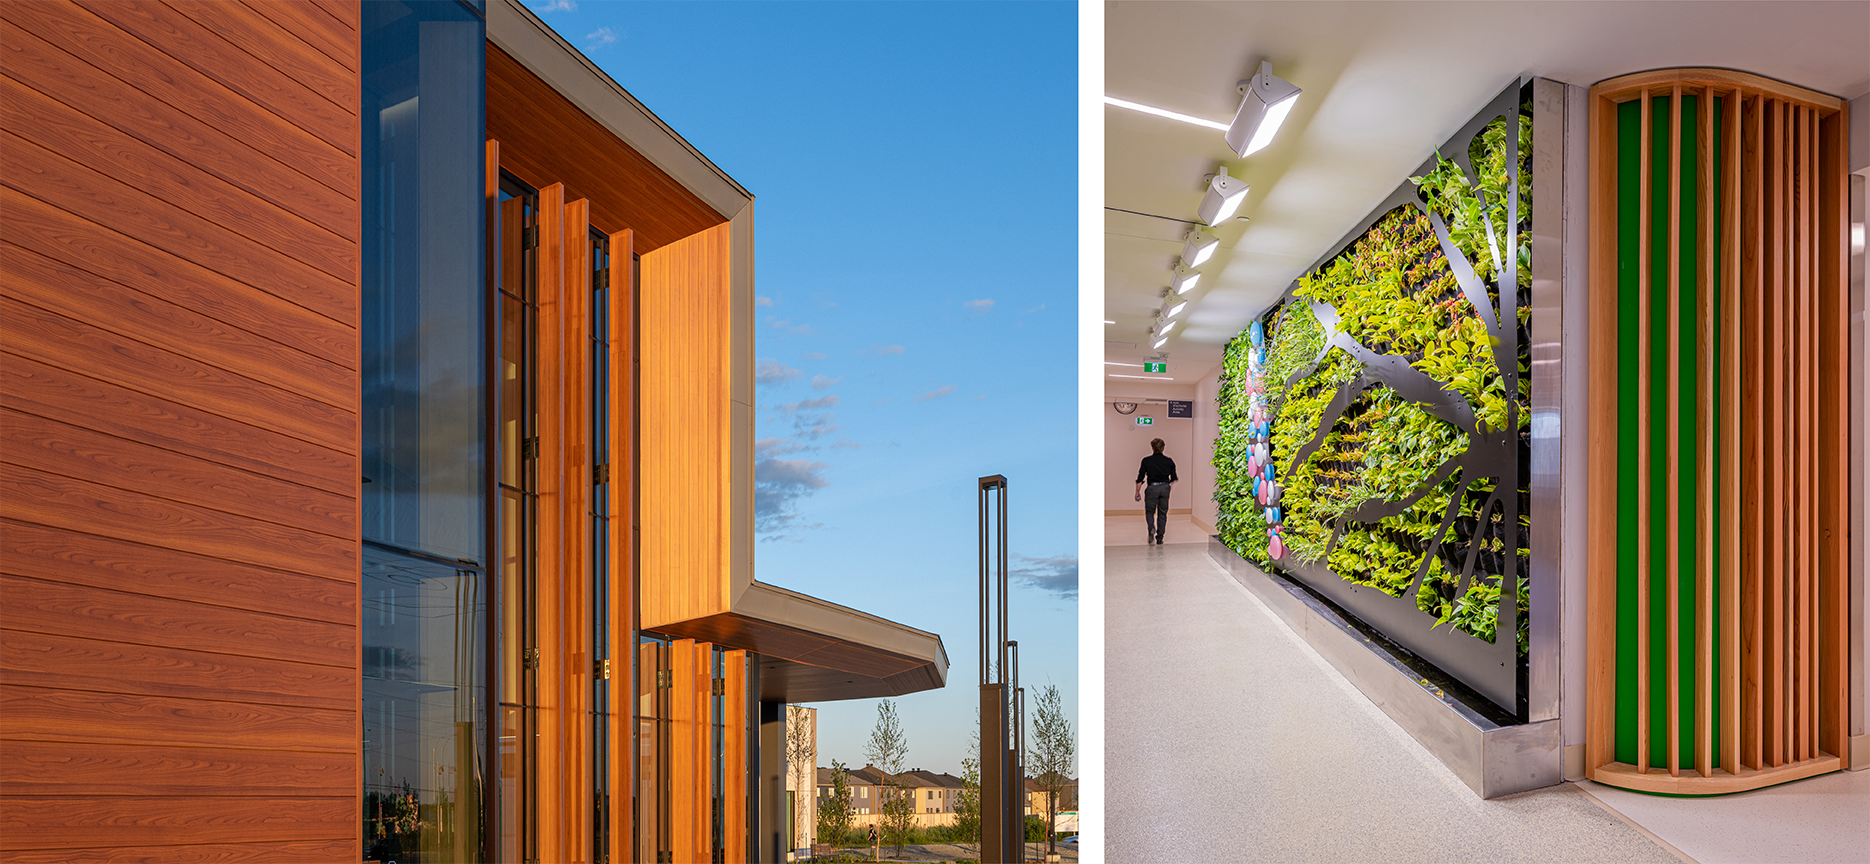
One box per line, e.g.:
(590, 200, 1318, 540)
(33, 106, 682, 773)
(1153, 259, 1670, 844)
(1104, 0, 1870, 390)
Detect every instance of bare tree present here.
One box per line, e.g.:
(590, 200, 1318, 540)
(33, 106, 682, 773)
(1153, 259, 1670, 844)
(785, 704, 815, 854)
(863, 700, 914, 858)
(1028, 685, 1075, 861)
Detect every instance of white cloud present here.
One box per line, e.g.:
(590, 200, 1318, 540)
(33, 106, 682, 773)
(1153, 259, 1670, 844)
(586, 26, 617, 45)
(756, 358, 801, 385)
(1024, 303, 1046, 314)
(811, 374, 841, 391)
(539, 0, 575, 10)
(1011, 553, 1078, 599)
(754, 457, 830, 538)
(963, 298, 994, 314)
(756, 295, 774, 307)
(777, 395, 839, 413)
(914, 384, 957, 403)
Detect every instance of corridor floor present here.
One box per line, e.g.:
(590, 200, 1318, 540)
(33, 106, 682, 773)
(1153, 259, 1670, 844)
(1105, 540, 1683, 863)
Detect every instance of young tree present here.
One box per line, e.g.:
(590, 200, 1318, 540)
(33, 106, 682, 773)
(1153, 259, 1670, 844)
(1028, 685, 1076, 861)
(953, 731, 981, 856)
(863, 700, 915, 858)
(786, 704, 815, 854)
(818, 760, 854, 848)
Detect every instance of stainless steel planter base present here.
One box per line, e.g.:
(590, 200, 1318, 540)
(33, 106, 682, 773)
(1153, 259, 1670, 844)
(1208, 537, 1562, 799)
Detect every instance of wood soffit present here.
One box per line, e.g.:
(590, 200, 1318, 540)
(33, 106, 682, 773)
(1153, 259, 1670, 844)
(654, 597, 947, 704)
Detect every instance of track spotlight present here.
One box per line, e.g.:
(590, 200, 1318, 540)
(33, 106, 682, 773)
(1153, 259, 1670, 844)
(1169, 263, 1200, 295)
(1181, 230, 1219, 268)
(1198, 167, 1250, 225)
(1160, 289, 1189, 318)
(1226, 61, 1301, 158)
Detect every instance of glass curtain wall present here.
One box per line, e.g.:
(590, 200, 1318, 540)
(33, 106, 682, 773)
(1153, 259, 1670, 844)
(359, 1, 487, 861)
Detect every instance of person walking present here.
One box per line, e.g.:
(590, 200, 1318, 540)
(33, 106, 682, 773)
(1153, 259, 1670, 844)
(1134, 437, 1177, 544)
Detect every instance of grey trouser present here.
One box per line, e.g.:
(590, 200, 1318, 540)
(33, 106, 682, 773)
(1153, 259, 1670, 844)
(1143, 483, 1171, 539)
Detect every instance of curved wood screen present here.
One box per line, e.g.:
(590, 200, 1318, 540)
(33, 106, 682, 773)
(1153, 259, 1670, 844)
(1586, 69, 1851, 794)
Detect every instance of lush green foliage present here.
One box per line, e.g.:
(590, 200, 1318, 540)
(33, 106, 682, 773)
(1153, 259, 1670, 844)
(818, 760, 855, 847)
(1216, 111, 1533, 656)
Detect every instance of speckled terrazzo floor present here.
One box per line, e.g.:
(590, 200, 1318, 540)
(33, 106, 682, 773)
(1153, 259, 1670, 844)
(1580, 770, 1870, 864)
(1104, 541, 1685, 864)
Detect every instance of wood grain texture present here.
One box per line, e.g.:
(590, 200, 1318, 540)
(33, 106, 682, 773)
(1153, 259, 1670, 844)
(2, 463, 355, 583)
(0, 574, 354, 667)
(670, 640, 698, 864)
(0, 838, 359, 864)
(241, 0, 355, 72)
(1637, 87, 1653, 775)
(1764, 97, 1786, 768)
(0, 24, 357, 235)
(1, 409, 354, 541)
(1594, 68, 1842, 112)
(0, 5, 362, 851)
(1, 78, 357, 283)
(0, 354, 354, 498)
(639, 223, 735, 632)
(1666, 83, 1681, 778)
(0, 190, 355, 369)
(1695, 85, 1713, 778)
(488, 44, 725, 252)
(0, 797, 353, 851)
(0, 1, 356, 195)
(1584, 82, 1619, 781)
(0, 685, 354, 752)
(533, 181, 567, 864)
(1, 629, 353, 711)
(1720, 88, 1742, 777)
(723, 650, 747, 864)
(1741, 92, 1764, 771)
(1, 739, 355, 797)
(607, 227, 637, 864)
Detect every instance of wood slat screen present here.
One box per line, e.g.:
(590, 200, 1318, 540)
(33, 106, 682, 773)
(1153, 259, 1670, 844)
(1586, 69, 1851, 794)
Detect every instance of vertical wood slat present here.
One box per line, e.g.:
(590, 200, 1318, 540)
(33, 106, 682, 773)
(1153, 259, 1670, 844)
(1695, 85, 1714, 778)
(607, 228, 636, 864)
(1795, 108, 1810, 763)
(1719, 88, 1742, 777)
(670, 639, 696, 864)
(1585, 85, 1621, 781)
(1816, 103, 1850, 762)
(1740, 91, 1765, 772)
(1637, 87, 1654, 774)
(1667, 83, 1688, 777)
(563, 196, 592, 862)
(536, 181, 567, 856)
(695, 642, 715, 864)
(1804, 104, 1821, 761)
(723, 650, 747, 864)
(1763, 100, 1785, 768)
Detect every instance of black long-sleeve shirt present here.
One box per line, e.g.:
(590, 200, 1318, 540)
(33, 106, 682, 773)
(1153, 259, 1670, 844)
(1137, 453, 1177, 485)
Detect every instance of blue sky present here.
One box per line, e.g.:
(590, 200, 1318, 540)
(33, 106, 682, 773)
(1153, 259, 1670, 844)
(534, 1, 1079, 777)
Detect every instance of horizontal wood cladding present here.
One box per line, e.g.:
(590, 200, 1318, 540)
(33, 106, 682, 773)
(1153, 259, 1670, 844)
(0, 1, 356, 196)
(0, 840, 358, 864)
(1, 23, 357, 236)
(0, 797, 353, 853)
(640, 222, 734, 631)
(487, 43, 725, 250)
(0, 685, 355, 753)
(0, 1, 362, 858)
(1, 739, 355, 797)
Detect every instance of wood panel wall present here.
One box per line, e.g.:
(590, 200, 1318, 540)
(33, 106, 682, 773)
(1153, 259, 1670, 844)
(640, 224, 736, 632)
(0, 1, 362, 860)
(1586, 68, 1851, 794)
(487, 44, 725, 253)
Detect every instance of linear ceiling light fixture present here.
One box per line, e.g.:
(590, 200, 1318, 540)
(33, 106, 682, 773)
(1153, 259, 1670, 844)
(1152, 336, 1169, 350)
(1226, 61, 1301, 158)
(1197, 167, 1250, 225)
(1181, 229, 1220, 268)
(1103, 96, 1230, 131)
(1110, 374, 1175, 380)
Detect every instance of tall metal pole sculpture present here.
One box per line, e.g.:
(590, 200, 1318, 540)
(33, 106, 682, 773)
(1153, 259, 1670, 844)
(978, 475, 1017, 864)
(1008, 639, 1026, 862)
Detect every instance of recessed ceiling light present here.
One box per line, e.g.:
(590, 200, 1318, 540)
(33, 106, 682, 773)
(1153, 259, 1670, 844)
(1103, 96, 1229, 131)
(1104, 319, 1117, 324)
(1198, 167, 1249, 225)
(1105, 361, 1142, 367)
(1227, 61, 1301, 157)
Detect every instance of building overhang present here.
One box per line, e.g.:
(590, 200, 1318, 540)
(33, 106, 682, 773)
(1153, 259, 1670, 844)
(656, 581, 948, 703)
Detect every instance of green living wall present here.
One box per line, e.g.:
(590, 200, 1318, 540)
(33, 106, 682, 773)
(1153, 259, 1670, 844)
(1213, 111, 1533, 656)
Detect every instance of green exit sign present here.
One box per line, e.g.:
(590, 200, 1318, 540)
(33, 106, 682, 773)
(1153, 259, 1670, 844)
(1144, 362, 1167, 373)
(1136, 417, 1154, 426)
